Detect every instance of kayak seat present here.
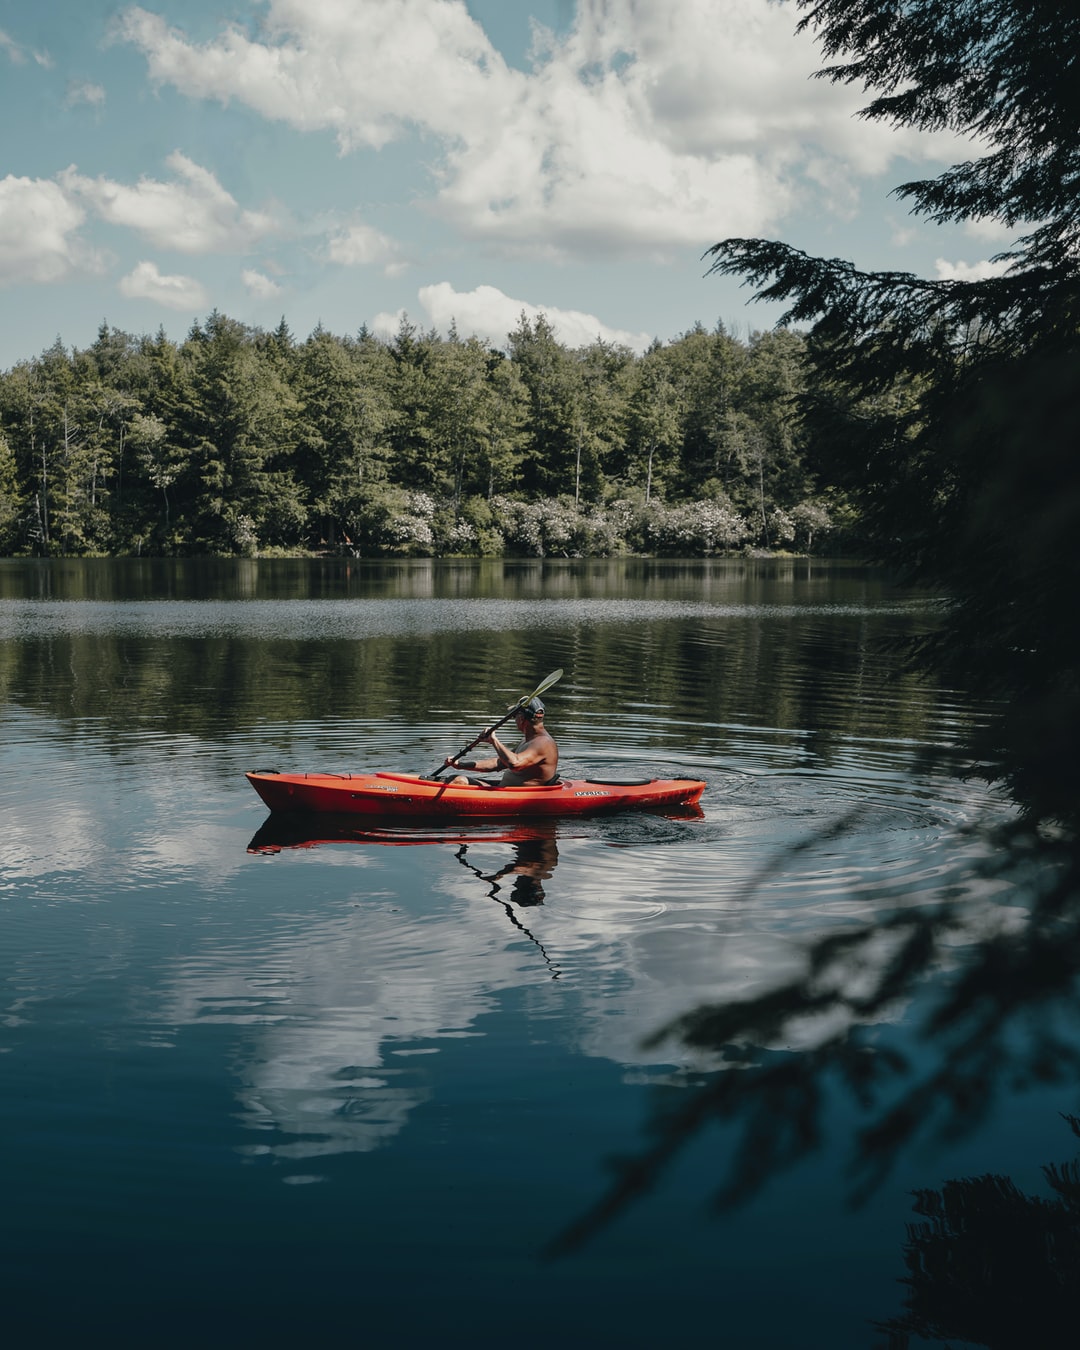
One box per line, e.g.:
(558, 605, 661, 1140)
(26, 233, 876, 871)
(585, 778, 655, 787)
(408, 773, 563, 788)
(461, 775, 564, 789)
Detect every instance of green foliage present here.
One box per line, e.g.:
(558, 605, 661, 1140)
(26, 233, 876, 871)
(0, 428, 23, 552)
(339, 483, 436, 556)
(0, 309, 826, 559)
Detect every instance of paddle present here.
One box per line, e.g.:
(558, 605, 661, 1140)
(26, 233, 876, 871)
(430, 668, 563, 779)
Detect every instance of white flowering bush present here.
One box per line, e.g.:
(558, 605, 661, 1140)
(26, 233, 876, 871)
(444, 518, 477, 551)
(536, 498, 582, 555)
(387, 491, 435, 550)
(231, 512, 259, 557)
(490, 495, 544, 554)
(343, 485, 432, 554)
(790, 499, 833, 551)
(767, 507, 796, 546)
(339, 487, 798, 558)
(581, 509, 625, 556)
(487, 495, 625, 556)
(645, 496, 750, 554)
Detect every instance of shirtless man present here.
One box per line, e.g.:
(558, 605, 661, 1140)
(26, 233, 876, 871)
(445, 697, 558, 787)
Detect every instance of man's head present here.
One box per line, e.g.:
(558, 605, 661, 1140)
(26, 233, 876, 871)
(513, 696, 545, 725)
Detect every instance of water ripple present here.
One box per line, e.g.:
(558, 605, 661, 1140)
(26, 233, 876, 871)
(0, 595, 934, 641)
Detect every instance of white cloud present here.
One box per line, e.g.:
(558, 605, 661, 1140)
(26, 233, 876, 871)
(324, 220, 404, 274)
(119, 259, 209, 310)
(0, 28, 23, 63)
(65, 80, 106, 109)
(374, 281, 653, 352)
(964, 216, 1018, 244)
(118, 0, 967, 262)
(59, 152, 280, 254)
(934, 256, 1012, 282)
(242, 266, 283, 299)
(116, 0, 509, 151)
(0, 175, 96, 285)
(0, 28, 51, 67)
(888, 218, 918, 248)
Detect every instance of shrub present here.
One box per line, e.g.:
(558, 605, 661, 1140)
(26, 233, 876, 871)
(790, 499, 833, 552)
(645, 496, 750, 554)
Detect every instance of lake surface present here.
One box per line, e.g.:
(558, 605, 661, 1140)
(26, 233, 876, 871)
(1, 557, 1069, 1347)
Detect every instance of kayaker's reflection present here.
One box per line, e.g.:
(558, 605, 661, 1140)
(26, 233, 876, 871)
(455, 832, 561, 979)
(458, 831, 559, 906)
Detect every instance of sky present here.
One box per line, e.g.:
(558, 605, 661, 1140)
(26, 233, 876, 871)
(0, 0, 1013, 371)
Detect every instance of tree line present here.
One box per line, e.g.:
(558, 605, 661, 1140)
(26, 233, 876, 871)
(0, 312, 838, 558)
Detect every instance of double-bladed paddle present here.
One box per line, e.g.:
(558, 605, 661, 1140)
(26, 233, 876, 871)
(431, 668, 563, 779)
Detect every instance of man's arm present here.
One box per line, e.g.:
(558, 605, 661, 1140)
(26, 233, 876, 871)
(445, 752, 499, 772)
(485, 731, 545, 772)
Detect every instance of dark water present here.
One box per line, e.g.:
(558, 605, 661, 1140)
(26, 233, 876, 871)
(0, 558, 1067, 1347)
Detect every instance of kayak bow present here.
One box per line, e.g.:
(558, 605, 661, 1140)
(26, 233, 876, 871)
(246, 769, 705, 818)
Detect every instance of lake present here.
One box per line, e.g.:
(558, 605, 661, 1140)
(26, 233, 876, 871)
(1, 557, 1070, 1348)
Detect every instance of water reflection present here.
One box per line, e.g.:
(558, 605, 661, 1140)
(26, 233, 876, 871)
(245, 814, 552, 854)
(0, 554, 917, 604)
(548, 817, 1080, 1257)
(4, 558, 1034, 1342)
(458, 829, 560, 907)
(231, 788, 1012, 1189)
(248, 815, 564, 977)
(454, 834, 562, 977)
(877, 1114, 1080, 1349)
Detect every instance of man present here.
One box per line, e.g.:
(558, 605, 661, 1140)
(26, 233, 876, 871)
(445, 696, 559, 787)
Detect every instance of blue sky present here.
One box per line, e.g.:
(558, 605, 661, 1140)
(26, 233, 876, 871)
(0, 0, 1011, 371)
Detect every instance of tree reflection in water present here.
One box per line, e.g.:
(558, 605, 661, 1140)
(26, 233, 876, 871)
(548, 815, 1080, 1263)
(876, 1115, 1080, 1349)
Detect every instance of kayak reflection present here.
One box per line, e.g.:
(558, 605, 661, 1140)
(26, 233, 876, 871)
(247, 812, 561, 862)
(247, 813, 563, 977)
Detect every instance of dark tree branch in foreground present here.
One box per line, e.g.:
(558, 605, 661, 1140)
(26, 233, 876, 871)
(550, 0, 1080, 1265)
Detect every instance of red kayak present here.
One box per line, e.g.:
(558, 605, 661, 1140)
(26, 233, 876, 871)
(246, 769, 706, 818)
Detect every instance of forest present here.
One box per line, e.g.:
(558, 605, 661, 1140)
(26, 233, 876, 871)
(0, 312, 838, 560)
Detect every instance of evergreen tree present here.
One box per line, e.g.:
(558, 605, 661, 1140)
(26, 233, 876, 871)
(478, 353, 529, 500)
(179, 312, 304, 553)
(667, 322, 750, 497)
(705, 0, 1080, 827)
(507, 312, 574, 496)
(295, 326, 395, 548)
(0, 426, 23, 552)
(569, 339, 635, 506)
(624, 341, 684, 504)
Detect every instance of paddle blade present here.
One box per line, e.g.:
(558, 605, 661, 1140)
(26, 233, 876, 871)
(531, 668, 563, 699)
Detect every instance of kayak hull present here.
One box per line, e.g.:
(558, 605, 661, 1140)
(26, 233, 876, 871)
(246, 770, 705, 819)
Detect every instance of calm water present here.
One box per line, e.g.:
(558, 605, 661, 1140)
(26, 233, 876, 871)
(0, 558, 1068, 1347)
